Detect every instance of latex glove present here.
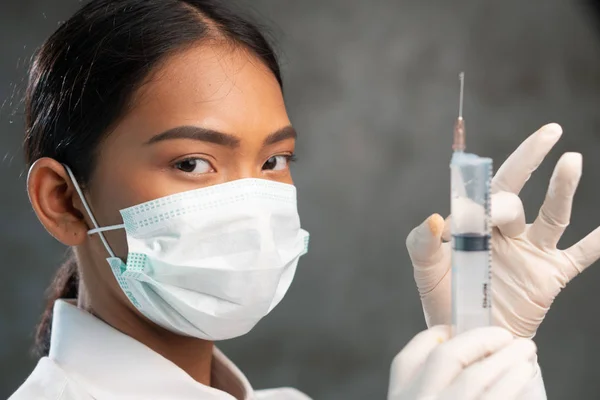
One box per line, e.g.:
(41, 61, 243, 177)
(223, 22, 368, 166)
(388, 326, 537, 400)
(406, 123, 600, 338)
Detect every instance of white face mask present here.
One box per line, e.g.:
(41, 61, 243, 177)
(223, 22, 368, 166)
(64, 165, 309, 340)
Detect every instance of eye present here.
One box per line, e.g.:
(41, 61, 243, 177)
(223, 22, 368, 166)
(174, 158, 214, 174)
(263, 154, 296, 171)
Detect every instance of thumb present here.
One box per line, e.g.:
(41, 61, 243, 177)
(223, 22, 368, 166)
(442, 215, 451, 242)
(406, 214, 446, 266)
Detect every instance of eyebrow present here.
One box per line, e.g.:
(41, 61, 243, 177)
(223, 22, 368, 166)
(145, 125, 297, 148)
(146, 126, 241, 148)
(263, 126, 297, 146)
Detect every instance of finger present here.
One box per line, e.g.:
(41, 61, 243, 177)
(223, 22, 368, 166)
(491, 123, 562, 195)
(480, 361, 537, 400)
(407, 214, 451, 296)
(406, 214, 445, 266)
(441, 338, 536, 400)
(564, 226, 600, 273)
(451, 196, 487, 234)
(390, 325, 451, 388)
(445, 192, 526, 240)
(528, 153, 582, 250)
(418, 327, 513, 395)
(491, 191, 526, 238)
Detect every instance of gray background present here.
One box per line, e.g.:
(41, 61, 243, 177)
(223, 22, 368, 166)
(1, 0, 600, 399)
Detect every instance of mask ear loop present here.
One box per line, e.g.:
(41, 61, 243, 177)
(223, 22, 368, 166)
(63, 164, 118, 259)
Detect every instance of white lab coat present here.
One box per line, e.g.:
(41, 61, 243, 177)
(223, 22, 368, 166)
(9, 300, 547, 400)
(9, 300, 311, 400)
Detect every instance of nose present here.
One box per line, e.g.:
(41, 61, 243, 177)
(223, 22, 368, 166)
(223, 159, 262, 182)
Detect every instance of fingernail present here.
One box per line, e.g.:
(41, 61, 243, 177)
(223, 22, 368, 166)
(406, 216, 443, 258)
(542, 123, 563, 138)
(428, 214, 445, 238)
(562, 152, 582, 168)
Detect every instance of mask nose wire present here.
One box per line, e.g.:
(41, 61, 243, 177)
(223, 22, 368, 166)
(63, 164, 117, 258)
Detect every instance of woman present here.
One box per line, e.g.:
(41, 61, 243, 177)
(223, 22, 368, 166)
(9, 0, 600, 399)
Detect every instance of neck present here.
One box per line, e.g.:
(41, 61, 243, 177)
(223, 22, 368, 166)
(77, 273, 214, 386)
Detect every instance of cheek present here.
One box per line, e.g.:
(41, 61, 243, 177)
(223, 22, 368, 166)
(91, 138, 175, 212)
(100, 229, 129, 260)
(84, 166, 144, 260)
(85, 187, 130, 259)
(86, 150, 193, 260)
(281, 174, 294, 185)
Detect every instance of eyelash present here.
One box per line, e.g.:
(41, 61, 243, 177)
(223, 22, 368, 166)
(172, 153, 298, 174)
(172, 157, 214, 174)
(283, 154, 298, 164)
(264, 153, 297, 170)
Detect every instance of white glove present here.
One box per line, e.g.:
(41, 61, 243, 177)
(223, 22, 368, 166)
(388, 326, 537, 400)
(406, 123, 600, 338)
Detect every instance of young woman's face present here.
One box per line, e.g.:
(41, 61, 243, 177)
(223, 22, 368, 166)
(85, 43, 294, 259)
(24, 42, 296, 320)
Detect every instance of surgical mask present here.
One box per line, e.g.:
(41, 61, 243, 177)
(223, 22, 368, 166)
(64, 166, 309, 340)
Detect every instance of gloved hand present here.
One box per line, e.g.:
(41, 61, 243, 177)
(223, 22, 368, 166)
(388, 325, 538, 400)
(406, 123, 600, 338)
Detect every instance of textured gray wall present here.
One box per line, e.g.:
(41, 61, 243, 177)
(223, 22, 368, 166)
(1, 1, 600, 399)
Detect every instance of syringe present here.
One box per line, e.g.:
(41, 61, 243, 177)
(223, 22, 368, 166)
(450, 72, 493, 335)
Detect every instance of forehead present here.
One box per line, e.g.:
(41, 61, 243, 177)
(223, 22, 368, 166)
(116, 41, 288, 140)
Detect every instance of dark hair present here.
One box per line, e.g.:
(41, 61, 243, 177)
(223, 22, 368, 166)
(585, 0, 600, 34)
(25, 0, 282, 357)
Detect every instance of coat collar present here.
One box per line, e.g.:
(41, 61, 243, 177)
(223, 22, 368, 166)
(48, 300, 253, 399)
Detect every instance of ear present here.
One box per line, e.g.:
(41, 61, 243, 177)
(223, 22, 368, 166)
(27, 158, 89, 246)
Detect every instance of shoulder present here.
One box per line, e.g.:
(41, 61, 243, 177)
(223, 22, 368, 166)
(9, 358, 91, 400)
(255, 387, 313, 400)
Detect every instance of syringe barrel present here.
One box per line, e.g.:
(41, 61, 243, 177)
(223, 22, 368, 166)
(450, 152, 492, 335)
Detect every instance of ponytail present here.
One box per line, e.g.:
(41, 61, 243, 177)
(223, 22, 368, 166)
(33, 249, 79, 357)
